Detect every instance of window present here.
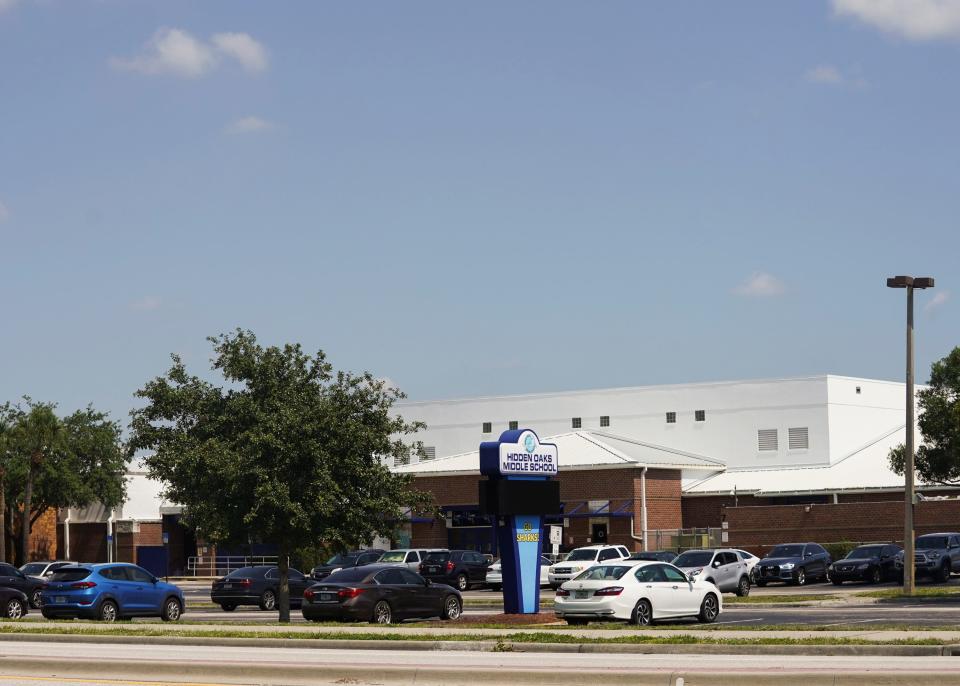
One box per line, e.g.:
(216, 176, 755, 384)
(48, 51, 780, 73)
(788, 427, 809, 450)
(128, 566, 154, 583)
(758, 429, 778, 452)
(695, 410, 706, 422)
(509, 420, 518, 430)
(660, 565, 688, 583)
(399, 569, 424, 585)
(636, 565, 667, 582)
(422, 446, 437, 461)
(572, 417, 581, 429)
(600, 415, 610, 427)
(718, 552, 737, 566)
(598, 548, 619, 561)
(406, 551, 420, 563)
(482, 422, 492, 433)
(374, 569, 405, 585)
(666, 412, 676, 424)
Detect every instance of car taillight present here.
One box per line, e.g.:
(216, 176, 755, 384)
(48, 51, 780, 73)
(594, 586, 624, 597)
(239, 579, 253, 588)
(71, 581, 96, 590)
(555, 588, 570, 597)
(304, 589, 315, 601)
(337, 588, 363, 599)
(445, 561, 455, 572)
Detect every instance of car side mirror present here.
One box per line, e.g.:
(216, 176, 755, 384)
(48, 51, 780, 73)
(712, 560, 721, 568)
(424, 579, 432, 587)
(687, 573, 696, 582)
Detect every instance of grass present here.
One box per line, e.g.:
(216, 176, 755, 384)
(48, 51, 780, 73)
(857, 587, 960, 599)
(0, 624, 949, 646)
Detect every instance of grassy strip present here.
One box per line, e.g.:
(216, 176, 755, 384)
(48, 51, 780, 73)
(0, 624, 950, 646)
(857, 587, 960, 599)
(725, 594, 838, 604)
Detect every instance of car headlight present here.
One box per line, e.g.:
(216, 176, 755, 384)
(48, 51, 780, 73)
(857, 564, 870, 570)
(781, 563, 795, 570)
(929, 552, 941, 559)
(690, 568, 703, 576)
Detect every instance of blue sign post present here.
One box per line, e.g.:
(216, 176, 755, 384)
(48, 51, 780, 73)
(480, 429, 559, 614)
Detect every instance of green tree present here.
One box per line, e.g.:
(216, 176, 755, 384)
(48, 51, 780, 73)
(3, 399, 128, 564)
(890, 347, 960, 485)
(128, 330, 432, 622)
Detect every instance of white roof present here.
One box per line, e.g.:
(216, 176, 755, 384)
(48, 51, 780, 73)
(394, 430, 725, 476)
(684, 425, 916, 496)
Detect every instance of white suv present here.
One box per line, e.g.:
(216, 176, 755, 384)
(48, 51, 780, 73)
(548, 545, 630, 588)
(376, 549, 442, 572)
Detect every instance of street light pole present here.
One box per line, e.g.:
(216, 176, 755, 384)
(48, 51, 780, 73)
(887, 275, 934, 596)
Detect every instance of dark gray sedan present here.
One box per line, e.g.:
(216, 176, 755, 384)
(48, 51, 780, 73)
(210, 566, 309, 611)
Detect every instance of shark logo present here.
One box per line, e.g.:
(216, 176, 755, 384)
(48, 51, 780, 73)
(524, 434, 536, 453)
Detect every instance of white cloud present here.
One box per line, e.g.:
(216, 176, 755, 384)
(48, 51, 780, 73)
(224, 116, 274, 135)
(111, 28, 268, 78)
(833, 0, 960, 41)
(733, 272, 786, 297)
(130, 296, 163, 311)
(924, 290, 950, 313)
(211, 32, 268, 74)
(111, 28, 218, 78)
(0, 200, 8, 223)
(805, 65, 844, 84)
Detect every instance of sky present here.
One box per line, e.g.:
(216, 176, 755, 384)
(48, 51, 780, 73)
(1, 0, 959, 426)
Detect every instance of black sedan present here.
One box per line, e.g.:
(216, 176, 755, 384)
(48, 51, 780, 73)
(211, 566, 310, 611)
(311, 549, 384, 581)
(0, 563, 46, 608)
(301, 564, 462, 624)
(0, 587, 29, 619)
(830, 544, 902, 584)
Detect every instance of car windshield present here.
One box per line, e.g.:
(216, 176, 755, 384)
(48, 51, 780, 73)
(847, 546, 885, 559)
(424, 552, 450, 562)
(325, 553, 359, 565)
(226, 567, 266, 578)
(575, 565, 630, 581)
(916, 536, 948, 549)
(325, 567, 372, 583)
(565, 549, 599, 562)
(673, 551, 714, 567)
(379, 552, 406, 563)
(21, 563, 46, 575)
(768, 545, 805, 558)
(50, 568, 91, 582)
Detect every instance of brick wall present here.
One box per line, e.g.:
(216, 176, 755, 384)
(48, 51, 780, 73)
(682, 494, 772, 529)
(726, 498, 960, 556)
(58, 522, 108, 563)
(28, 509, 58, 560)
(116, 522, 162, 563)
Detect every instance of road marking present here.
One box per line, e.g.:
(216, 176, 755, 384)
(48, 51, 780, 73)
(0, 677, 231, 686)
(712, 618, 763, 625)
(820, 618, 885, 626)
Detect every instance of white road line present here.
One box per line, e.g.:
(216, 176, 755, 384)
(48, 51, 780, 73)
(711, 618, 763, 626)
(820, 618, 885, 626)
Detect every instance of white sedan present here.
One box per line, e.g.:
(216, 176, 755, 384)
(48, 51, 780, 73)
(554, 560, 722, 626)
(486, 556, 552, 591)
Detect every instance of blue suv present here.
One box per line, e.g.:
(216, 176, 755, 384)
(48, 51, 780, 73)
(41, 563, 185, 622)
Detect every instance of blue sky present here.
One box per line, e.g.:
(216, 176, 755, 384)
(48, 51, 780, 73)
(1, 1, 958, 424)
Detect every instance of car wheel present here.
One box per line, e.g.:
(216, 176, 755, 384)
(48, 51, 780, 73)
(871, 567, 882, 584)
(455, 574, 468, 591)
(99, 600, 118, 623)
(794, 568, 806, 586)
(440, 596, 462, 620)
(756, 580, 767, 587)
(832, 578, 843, 586)
(161, 598, 182, 622)
(5, 598, 25, 620)
(30, 589, 42, 609)
(630, 599, 653, 626)
(697, 593, 719, 624)
(220, 604, 237, 612)
(41, 607, 57, 620)
(259, 589, 276, 611)
(937, 562, 950, 584)
(371, 600, 392, 624)
(735, 575, 751, 597)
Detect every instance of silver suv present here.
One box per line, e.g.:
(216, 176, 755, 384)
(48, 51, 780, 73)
(672, 548, 752, 596)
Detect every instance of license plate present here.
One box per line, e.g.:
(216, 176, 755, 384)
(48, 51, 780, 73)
(55, 596, 66, 604)
(224, 584, 232, 589)
(426, 567, 439, 573)
(575, 591, 589, 599)
(320, 592, 334, 601)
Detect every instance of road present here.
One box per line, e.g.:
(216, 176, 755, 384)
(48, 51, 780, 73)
(4, 640, 960, 686)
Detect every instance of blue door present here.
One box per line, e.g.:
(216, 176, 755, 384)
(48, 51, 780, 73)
(137, 546, 168, 578)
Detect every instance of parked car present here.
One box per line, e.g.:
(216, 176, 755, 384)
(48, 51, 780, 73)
(211, 565, 310, 611)
(673, 549, 752, 596)
(302, 564, 463, 624)
(0, 562, 49, 609)
(554, 560, 721, 625)
(486, 555, 553, 591)
(732, 549, 761, 582)
(418, 550, 490, 591)
(311, 549, 385, 581)
(547, 545, 630, 588)
(377, 549, 442, 572)
(0, 587, 30, 619)
(627, 551, 677, 563)
(756, 543, 832, 586)
(899, 533, 960, 583)
(20, 560, 78, 579)
(830, 544, 902, 584)
(41, 563, 184, 622)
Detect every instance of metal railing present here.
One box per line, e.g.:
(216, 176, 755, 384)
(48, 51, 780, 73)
(640, 528, 724, 552)
(187, 555, 278, 577)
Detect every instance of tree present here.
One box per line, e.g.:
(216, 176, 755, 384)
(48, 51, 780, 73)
(128, 330, 433, 623)
(890, 347, 960, 485)
(2, 399, 128, 564)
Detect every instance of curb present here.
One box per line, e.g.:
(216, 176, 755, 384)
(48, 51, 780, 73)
(1, 632, 959, 656)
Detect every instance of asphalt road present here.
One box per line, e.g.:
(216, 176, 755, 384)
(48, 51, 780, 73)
(4, 640, 960, 685)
